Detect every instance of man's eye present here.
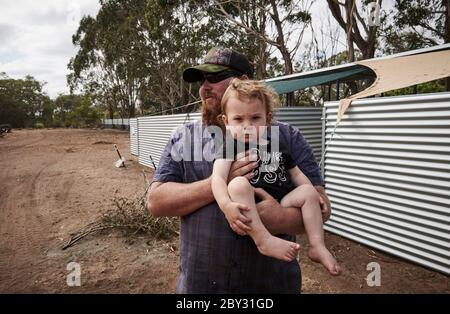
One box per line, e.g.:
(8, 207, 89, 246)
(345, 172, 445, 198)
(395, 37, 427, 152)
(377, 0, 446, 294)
(234, 117, 242, 121)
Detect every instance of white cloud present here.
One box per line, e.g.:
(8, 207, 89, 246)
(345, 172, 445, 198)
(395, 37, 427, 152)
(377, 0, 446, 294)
(0, 0, 100, 98)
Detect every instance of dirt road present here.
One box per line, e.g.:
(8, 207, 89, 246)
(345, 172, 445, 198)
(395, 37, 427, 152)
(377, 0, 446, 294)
(0, 129, 447, 293)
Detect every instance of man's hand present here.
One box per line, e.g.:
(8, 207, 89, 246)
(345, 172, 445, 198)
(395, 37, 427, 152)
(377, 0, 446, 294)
(253, 188, 283, 232)
(227, 151, 258, 183)
(315, 186, 331, 222)
(223, 202, 252, 236)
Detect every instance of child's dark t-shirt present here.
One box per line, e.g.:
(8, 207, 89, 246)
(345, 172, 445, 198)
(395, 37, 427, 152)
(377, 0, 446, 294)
(218, 138, 296, 200)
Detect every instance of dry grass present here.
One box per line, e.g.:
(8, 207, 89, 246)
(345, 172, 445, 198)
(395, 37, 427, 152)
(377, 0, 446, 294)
(63, 186, 179, 249)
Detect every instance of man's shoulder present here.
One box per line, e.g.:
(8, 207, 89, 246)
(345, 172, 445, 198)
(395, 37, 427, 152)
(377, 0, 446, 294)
(272, 120, 295, 134)
(271, 120, 297, 143)
(169, 119, 202, 139)
(175, 119, 202, 131)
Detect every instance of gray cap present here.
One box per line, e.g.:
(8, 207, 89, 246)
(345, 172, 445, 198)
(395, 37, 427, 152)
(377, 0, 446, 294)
(183, 47, 254, 82)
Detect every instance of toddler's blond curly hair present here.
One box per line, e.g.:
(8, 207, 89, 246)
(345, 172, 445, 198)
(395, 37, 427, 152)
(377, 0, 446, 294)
(220, 78, 280, 121)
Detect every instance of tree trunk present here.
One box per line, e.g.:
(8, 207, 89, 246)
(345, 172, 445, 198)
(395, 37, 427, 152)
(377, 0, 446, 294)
(129, 103, 135, 118)
(346, 0, 355, 62)
(270, 0, 295, 106)
(256, 41, 267, 79)
(280, 46, 295, 106)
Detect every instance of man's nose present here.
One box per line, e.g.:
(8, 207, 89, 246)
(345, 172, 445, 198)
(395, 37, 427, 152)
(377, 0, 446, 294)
(201, 80, 211, 89)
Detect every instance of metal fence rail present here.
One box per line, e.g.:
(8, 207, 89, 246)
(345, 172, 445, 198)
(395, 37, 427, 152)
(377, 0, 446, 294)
(323, 93, 450, 275)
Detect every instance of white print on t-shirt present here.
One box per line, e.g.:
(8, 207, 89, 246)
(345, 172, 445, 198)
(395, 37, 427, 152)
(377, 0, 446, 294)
(249, 148, 287, 185)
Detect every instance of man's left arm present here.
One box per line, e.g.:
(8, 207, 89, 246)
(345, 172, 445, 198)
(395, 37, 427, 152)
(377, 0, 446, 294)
(254, 185, 330, 235)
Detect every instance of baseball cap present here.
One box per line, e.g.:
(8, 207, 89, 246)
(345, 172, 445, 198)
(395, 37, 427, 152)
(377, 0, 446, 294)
(183, 47, 254, 83)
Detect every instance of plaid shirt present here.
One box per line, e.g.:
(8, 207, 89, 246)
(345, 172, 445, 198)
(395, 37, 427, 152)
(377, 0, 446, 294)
(153, 120, 324, 294)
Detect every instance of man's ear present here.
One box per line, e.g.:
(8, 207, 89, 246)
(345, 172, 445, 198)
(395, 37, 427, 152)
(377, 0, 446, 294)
(221, 114, 228, 124)
(216, 114, 226, 125)
(267, 112, 273, 124)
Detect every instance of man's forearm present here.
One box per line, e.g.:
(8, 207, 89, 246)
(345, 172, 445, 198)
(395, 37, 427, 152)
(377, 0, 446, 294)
(147, 178, 215, 217)
(265, 185, 329, 235)
(263, 205, 305, 235)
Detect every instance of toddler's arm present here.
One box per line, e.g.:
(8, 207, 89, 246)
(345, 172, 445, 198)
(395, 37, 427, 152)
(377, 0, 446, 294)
(212, 159, 251, 234)
(212, 159, 234, 208)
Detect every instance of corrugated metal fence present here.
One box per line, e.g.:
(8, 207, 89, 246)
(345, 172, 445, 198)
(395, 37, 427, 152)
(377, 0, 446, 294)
(274, 107, 323, 159)
(323, 92, 450, 275)
(136, 113, 200, 168)
(102, 118, 130, 129)
(132, 108, 323, 169)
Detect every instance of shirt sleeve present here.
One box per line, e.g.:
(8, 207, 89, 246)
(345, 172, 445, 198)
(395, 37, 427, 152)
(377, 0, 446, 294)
(153, 128, 184, 183)
(283, 150, 297, 170)
(284, 123, 324, 186)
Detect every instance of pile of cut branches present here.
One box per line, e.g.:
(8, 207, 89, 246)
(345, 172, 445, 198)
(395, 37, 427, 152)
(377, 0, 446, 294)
(62, 180, 179, 250)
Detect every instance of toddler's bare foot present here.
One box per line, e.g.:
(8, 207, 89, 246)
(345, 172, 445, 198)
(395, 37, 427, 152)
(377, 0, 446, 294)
(256, 235, 300, 262)
(308, 245, 341, 276)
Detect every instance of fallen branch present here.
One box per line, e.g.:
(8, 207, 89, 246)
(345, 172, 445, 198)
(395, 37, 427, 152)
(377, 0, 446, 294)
(62, 178, 179, 250)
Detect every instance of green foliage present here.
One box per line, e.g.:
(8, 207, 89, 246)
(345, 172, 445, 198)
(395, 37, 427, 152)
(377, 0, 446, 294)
(383, 0, 448, 54)
(0, 94, 27, 127)
(0, 73, 46, 128)
(68, 0, 317, 113)
(68, 0, 220, 118)
(34, 122, 44, 129)
(383, 80, 446, 97)
(53, 94, 101, 128)
(65, 0, 448, 112)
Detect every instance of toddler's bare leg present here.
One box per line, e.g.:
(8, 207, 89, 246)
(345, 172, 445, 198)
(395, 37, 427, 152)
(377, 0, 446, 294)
(281, 185, 341, 275)
(227, 177, 299, 262)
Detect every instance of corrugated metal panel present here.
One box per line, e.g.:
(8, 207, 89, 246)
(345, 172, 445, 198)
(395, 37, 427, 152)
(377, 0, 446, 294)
(137, 113, 201, 168)
(130, 118, 138, 156)
(323, 92, 450, 275)
(102, 118, 130, 126)
(274, 107, 322, 161)
(134, 107, 322, 169)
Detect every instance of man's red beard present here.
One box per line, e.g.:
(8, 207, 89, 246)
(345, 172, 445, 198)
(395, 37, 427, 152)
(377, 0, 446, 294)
(201, 99, 224, 129)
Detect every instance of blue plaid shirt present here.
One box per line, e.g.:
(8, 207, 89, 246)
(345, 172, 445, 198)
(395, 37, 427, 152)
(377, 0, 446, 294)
(153, 120, 324, 293)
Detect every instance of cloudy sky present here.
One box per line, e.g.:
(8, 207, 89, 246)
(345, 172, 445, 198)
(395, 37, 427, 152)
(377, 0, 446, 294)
(0, 0, 100, 98)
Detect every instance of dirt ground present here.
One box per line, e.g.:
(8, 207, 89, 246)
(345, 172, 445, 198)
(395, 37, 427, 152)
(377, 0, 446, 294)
(0, 129, 448, 293)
